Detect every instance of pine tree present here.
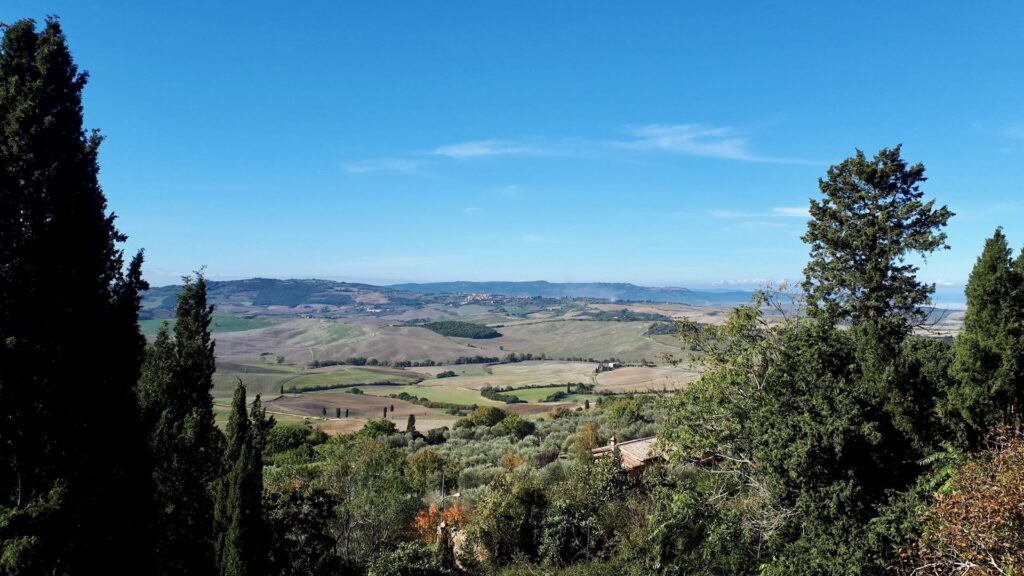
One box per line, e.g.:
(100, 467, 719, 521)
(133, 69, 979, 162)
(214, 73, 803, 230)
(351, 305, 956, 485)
(138, 274, 223, 576)
(948, 228, 1024, 444)
(0, 18, 153, 573)
(802, 145, 953, 331)
(215, 383, 271, 576)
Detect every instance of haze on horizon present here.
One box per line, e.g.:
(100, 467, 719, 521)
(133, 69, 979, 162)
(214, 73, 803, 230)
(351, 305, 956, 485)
(4, 1, 1022, 292)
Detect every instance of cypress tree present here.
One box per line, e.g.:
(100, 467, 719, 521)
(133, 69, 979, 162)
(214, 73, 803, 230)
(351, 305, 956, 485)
(948, 228, 1024, 444)
(138, 273, 224, 575)
(406, 414, 416, 433)
(215, 383, 271, 576)
(0, 18, 153, 573)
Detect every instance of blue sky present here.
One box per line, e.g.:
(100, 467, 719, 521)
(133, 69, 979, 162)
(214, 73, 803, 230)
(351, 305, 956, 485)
(4, 2, 1024, 298)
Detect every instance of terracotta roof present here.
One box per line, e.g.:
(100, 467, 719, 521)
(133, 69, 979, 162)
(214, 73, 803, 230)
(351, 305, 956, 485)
(591, 436, 661, 470)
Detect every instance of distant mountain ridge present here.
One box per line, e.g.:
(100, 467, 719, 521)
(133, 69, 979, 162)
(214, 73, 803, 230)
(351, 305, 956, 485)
(387, 280, 755, 305)
(143, 278, 757, 310)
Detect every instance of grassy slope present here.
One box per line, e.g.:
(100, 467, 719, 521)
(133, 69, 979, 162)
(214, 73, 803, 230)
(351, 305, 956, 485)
(216, 319, 691, 366)
(212, 364, 420, 397)
(140, 314, 272, 336)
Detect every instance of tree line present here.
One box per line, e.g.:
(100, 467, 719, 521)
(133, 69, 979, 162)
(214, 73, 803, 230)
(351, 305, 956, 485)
(0, 19, 272, 575)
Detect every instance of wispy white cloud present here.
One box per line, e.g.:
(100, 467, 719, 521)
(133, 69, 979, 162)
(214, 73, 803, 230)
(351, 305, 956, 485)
(620, 123, 756, 161)
(430, 140, 536, 159)
(771, 206, 810, 217)
(353, 122, 808, 169)
(711, 278, 774, 286)
(616, 123, 813, 164)
(711, 206, 809, 219)
(737, 221, 788, 230)
(343, 158, 420, 174)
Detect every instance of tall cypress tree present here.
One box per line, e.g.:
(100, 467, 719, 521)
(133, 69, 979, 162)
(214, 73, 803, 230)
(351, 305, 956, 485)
(138, 273, 224, 575)
(215, 383, 270, 576)
(948, 228, 1024, 444)
(0, 17, 153, 573)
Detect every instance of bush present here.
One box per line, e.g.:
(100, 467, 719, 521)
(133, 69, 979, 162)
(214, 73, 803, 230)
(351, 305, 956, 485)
(498, 414, 536, 439)
(366, 540, 459, 576)
(361, 419, 397, 438)
(458, 406, 508, 428)
(468, 470, 548, 565)
(458, 465, 505, 490)
(425, 427, 449, 445)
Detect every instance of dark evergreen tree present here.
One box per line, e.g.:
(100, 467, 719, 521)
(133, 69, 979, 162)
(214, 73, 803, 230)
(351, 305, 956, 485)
(406, 414, 416, 433)
(759, 147, 956, 573)
(947, 228, 1024, 444)
(0, 18, 153, 573)
(215, 383, 270, 576)
(138, 274, 224, 576)
(802, 145, 953, 330)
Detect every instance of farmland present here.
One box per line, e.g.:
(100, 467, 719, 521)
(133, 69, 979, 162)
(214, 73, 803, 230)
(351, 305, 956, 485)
(145, 277, 959, 436)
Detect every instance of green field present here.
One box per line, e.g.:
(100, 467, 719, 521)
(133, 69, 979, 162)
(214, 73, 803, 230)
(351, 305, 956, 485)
(283, 368, 420, 391)
(409, 361, 599, 390)
(356, 383, 503, 406)
(309, 322, 363, 345)
(212, 364, 421, 397)
(503, 385, 575, 402)
(140, 314, 272, 336)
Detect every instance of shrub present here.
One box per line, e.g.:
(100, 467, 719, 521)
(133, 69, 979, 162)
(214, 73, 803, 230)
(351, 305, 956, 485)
(361, 419, 397, 438)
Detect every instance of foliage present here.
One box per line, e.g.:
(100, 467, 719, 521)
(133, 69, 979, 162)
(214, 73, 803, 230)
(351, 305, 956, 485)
(539, 454, 632, 566)
(468, 470, 548, 565)
(898, 428, 1024, 575)
(366, 542, 462, 576)
(214, 383, 272, 576)
(947, 228, 1024, 446)
(406, 449, 453, 493)
(480, 385, 525, 403)
(498, 414, 536, 439)
(422, 321, 502, 339)
(412, 503, 469, 544)
(315, 436, 420, 571)
(802, 145, 953, 328)
(457, 406, 509, 428)
(573, 421, 603, 460)
(0, 18, 153, 573)
(362, 419, 398, 437)
(264, 483, 337, 576)
(137, 273, 224, 576)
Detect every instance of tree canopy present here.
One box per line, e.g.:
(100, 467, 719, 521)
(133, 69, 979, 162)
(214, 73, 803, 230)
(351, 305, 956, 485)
(802, 145, 953, 329)
(0, 17, 152, 573)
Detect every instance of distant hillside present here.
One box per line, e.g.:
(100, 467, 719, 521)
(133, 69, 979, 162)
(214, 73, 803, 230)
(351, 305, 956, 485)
(142, 278, 757, 316)
(141, 278, 427, 319)
(388, 280, 755, 305)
